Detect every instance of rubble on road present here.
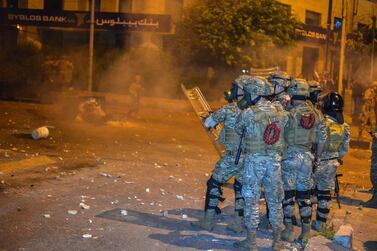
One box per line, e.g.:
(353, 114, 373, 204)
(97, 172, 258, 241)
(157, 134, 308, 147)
(333, 224, 353, 249)
(82, 234, 92, 239)
(68, 210, 78, 215)
(79, 202, 90, 210)
(305, 236, 351, 251)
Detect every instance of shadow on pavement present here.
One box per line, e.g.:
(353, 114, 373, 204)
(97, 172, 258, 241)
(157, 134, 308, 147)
(338, 195, 365, 206)
(96, 206, 241, 236)
(96, 207, 255, 250)
(364, 241, 377, 251)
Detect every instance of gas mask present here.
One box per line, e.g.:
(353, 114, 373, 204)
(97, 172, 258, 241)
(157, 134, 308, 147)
(237, 91, 261, 109)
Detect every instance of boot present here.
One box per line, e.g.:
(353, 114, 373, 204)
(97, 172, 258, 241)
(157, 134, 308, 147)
(298, 223, 311, 241)
(311, 220, 325, 231)
(190, 210, 216, 231)
(365, 192, 377, 208)
(234, 230, 258, 251)
(281, 222, 295, 242)
(226, 214, 245, 233)
(272, 228, 284, 250)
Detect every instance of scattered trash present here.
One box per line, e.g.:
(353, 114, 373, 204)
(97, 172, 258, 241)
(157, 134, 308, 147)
(182, 214, 188, 219)
(89, 219, 93, 223)
(121, 209, 128, 216)
(43, 214, 51, 218)
(205, 173, 209, 177)
(100, 173, 112, 178)
(111, 200, 119, 205)
(32, 127, 50, 140)
(162, 211, 168, 217)
(82, 234, 92, 239)
(79, 202, 90, 210)
(145, 188, 150, 193)
(176, 195, 184, 200)
(168, 175, 174, 179)
(68, 210, 78, 215)
(358, 205, 363, 210)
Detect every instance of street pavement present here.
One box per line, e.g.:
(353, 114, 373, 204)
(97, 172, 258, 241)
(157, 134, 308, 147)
(0, 98, 376, 251)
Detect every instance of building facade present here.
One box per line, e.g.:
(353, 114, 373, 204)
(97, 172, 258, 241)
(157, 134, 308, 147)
(279, 0, 377, 83)
(1, 0, 376, 86)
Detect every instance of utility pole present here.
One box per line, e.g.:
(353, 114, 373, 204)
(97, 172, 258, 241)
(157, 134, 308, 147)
(338, 0, 347, 95)
(325, 0, 333, 72)
(88, 0, 95, 93)
(371, 12, 376, 81)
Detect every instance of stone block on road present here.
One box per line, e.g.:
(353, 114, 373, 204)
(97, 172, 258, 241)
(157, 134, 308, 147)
(333, 224, 353, 249)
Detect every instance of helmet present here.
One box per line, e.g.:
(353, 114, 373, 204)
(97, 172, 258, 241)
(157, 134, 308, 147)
(308, 80, 322, 104)
(242, 76, 274, 96)
(321, 92, 344, 112)
(236, 76, 273, 109)
(268, 71, 292, 89)
(287, 78, 310, 98)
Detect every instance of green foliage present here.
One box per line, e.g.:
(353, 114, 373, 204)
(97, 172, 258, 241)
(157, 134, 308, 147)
(175, 0, 300, 68)
(313, 224, 336, 240)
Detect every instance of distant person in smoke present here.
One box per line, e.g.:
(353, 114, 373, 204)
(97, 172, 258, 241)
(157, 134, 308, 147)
(75, 98, 106, 124)
(128, 75, 144, 117)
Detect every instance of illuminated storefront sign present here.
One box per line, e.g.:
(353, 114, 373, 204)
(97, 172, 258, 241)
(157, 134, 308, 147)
(0, 8, 172, 33)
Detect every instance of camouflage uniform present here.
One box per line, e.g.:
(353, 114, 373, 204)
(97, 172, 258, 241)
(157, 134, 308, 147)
(358, 87, 376, 140)
(281, 79, 327, 242)
(366, 126, 377, 207)
(234, 77, 288, 251)
(312, 116, 350, 230)
(191, 102, 245, 231)
(207, 102, 245, 216)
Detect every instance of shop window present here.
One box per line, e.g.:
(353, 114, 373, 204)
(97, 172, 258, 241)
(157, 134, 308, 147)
(7, 0, 18, 8)
(44, 0, 63, 10)
(302, 46, 319, 80)
(119, 0, 132, 12)
(305, 10, 321, 26)
(334, 17, 343, 32)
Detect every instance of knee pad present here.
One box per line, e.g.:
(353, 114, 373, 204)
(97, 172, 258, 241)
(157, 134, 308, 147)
(233, 179, 244, 216)
(317, 190, 331, 202)
(283, 190, 296, 208)
(205, 176, 225, 214)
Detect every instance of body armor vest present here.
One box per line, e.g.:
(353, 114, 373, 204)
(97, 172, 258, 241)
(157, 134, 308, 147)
(285, 102, 316, 150)
(324, 117, 345, 153)
(244, 106, 286, 154)
(219, 127, 239, 145)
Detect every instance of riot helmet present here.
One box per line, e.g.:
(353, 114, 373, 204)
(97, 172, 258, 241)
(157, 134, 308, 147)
(268, 71, 292, 95)
(321, 92, 344, 124)
(287, 78, 310, 100)
(308, 80, 322, 104)
(236, 76, 274, 109)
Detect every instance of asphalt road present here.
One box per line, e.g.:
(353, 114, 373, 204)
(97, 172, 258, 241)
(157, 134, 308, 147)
(0, 98, 376, 251)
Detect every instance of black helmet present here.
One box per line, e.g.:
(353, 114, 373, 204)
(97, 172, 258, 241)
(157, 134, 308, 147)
(321, 92, 344, 124)
(322, 92, 344, 112)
